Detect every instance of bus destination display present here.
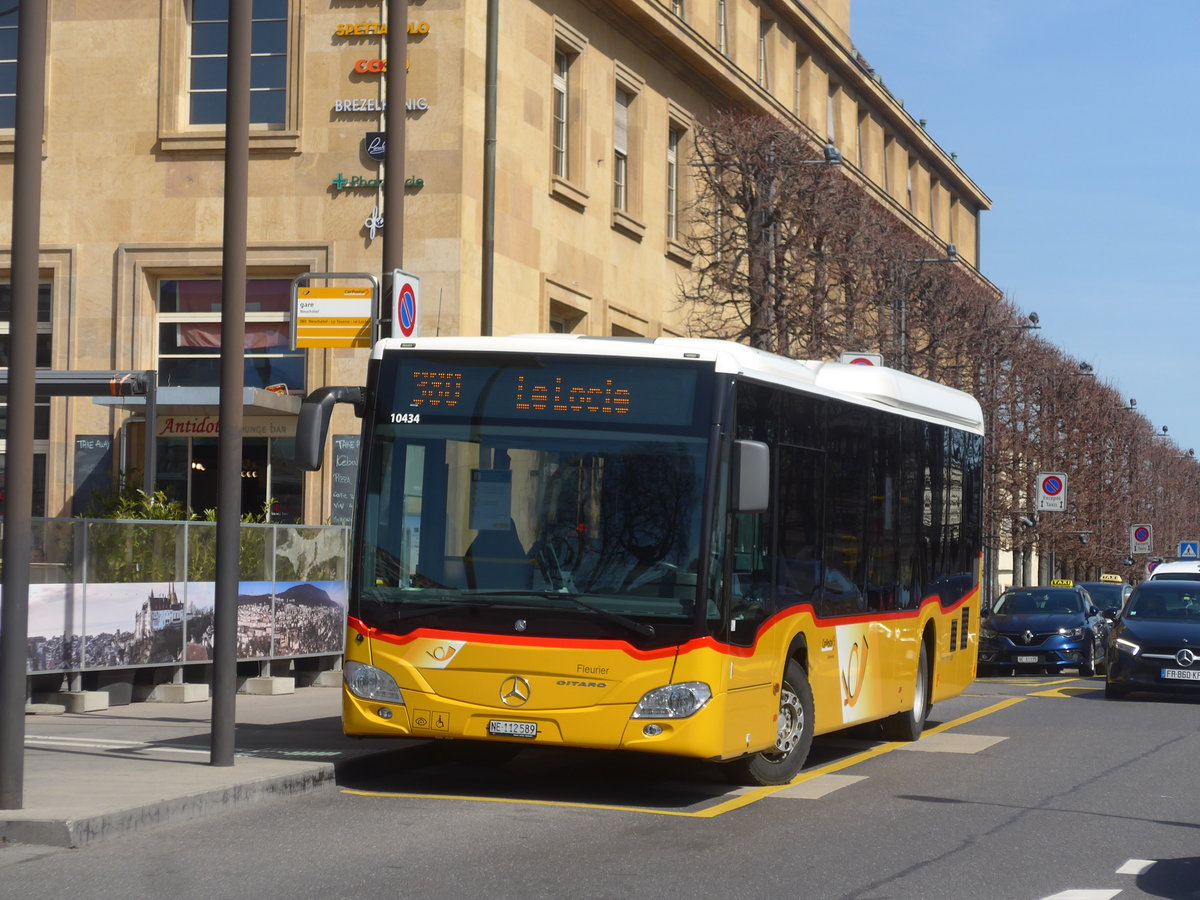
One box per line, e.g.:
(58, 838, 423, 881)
(386, 357, 702, 426)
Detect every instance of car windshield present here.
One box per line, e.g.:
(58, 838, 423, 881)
(1128, 587, 1200, 621)
(994, 589, 1081, 615)
(1078, 583, 1125, 608)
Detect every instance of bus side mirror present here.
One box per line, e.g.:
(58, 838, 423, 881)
(732, 439, 769, 513)
(295, 385, 364, 471)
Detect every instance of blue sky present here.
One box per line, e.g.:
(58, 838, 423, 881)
(851, 1, 1200, 454)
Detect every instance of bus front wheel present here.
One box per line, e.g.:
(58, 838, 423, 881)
(722, 659, 814, 786)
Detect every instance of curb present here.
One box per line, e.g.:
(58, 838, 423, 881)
(0, 763, 336, 849)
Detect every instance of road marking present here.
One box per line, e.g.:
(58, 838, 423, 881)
(25, 735, 209, 755)
(1040, 891, 1119, 899)
(1029, 685, 1103, 699)
(773, 774, 866, 799)
(1116, 858, 1155, 875)
(895, 732, 1006, 754)
(26, 734, 336, 758)
(344, 696, 1029, 817)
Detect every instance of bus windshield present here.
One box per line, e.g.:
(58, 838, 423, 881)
(355, 351, 714, 638)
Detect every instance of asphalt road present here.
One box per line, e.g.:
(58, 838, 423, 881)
(2, 674, 1197, 900)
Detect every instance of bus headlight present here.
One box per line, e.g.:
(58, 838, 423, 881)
(1113, 637, 1142, 657)
(631, 682, 712, 719)
(345, 660, 405, 703)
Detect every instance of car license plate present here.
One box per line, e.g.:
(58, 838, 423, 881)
(1161, 668, 1200, 681)
(1016, 655, 1039, 664)
(487, 719, 537, 738)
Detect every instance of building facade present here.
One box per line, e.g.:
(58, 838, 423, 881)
(1, 0, 992, 527)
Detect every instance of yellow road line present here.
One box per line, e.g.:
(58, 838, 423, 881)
(342, 696, 1028, 817)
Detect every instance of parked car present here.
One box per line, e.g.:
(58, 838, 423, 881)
(1076, 574, 1132, 616)
(1147, 559, 1200, 581)
(1104, 579, 1200, 699)
(979, 581, 1108, 676)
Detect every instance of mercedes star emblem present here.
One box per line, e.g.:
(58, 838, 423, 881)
(1176, 648, 1196, 668)
(500, 675, 531, 707)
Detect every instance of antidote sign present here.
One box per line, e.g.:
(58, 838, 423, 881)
(293, 285, 374, 349)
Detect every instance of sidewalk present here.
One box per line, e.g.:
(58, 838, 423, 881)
(1, 685, 413, 849)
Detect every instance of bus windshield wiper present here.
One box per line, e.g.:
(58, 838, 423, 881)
(483, 591, 656, 637)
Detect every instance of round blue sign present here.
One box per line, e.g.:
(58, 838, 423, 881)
(1042, 476, 1063, 496)
(1134, 526, 1151, 543)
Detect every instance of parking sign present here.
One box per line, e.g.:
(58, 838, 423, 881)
(1130, 524, 1153, 555)
(1036, 472, 1067, 512)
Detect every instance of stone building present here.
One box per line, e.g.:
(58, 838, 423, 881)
(0, 0, 993, 526)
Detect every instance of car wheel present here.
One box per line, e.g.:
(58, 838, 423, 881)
(722, 658, 814, 786)
(882, 641, 929, 742)
(1104, 680, 1126, 700)
(1080, 645, 1096, 678)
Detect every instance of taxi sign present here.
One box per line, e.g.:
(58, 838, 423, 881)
(1049, 579, 1074, 587)
(1099, 573, 1123, 583)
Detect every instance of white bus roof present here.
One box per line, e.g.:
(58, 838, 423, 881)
(373, 334, 984, 434)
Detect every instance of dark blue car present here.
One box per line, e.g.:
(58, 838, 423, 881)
(979, 583, 1108, 676)
(1105, 580, 1200, 699)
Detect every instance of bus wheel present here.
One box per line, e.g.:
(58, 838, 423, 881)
(721, 659, 814, 786)
(881, 641, 929, 742)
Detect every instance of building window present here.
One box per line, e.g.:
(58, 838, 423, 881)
(614, 88, 630, 212)
(157, 278, 304, 392)
(552, 48, 570, 179)
(757, 18, 773, 89)
(857, 108, 867, 169)
(666, 125, 682, 240)
(883, 134, 894, 195)
(907, 156, 916, 211)
(827, 81, 839, 143)
(717, 0, 729, 55)
(0, 6, 17, 130)
(930, 178, 940, 232)
(188, 0, 289, 126)
(0, 281, 53, 516)
(158, 435, 302, 521)
(671, 0, 685, 19)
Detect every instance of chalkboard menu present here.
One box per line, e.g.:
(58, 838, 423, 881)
(73, 434, 114, 514)
(331, 434, 360, 525)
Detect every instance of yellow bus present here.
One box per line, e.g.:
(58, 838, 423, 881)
(297, 336, 984, 785)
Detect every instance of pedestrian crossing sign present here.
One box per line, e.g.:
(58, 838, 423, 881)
(1179, 541, 1199, 559)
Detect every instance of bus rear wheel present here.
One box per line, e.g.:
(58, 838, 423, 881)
(881, 641, 929, 742)
(722, 659, 814, 786)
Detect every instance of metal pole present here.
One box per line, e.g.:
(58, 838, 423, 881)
(481, 0, 498, 336)
(211, 0, 251, 767)
(1, 0, 49, 811)
(382, 0, 407, 314)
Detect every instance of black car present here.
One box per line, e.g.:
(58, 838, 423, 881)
(1105, 580, 1200, 699)
(1076, 577, 1131, 616)
(979, 583, 1108, 676)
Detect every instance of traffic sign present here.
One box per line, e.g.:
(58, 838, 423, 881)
(1179, 541, 1199, 559)
(1036, 472, 1067, 512)
(391, 269, 421, 339)
(1130, 523, 1154, 555)
(839, 352, 883, 366)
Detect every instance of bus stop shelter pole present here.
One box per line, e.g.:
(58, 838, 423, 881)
(211, 0, 252, 768)
(1, 0, 49, 810)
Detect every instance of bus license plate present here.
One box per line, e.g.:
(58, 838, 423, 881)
(488, 719, 537, 738)
(1161, 668, 1200, 681)
(1016, 655, 1039, 664)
